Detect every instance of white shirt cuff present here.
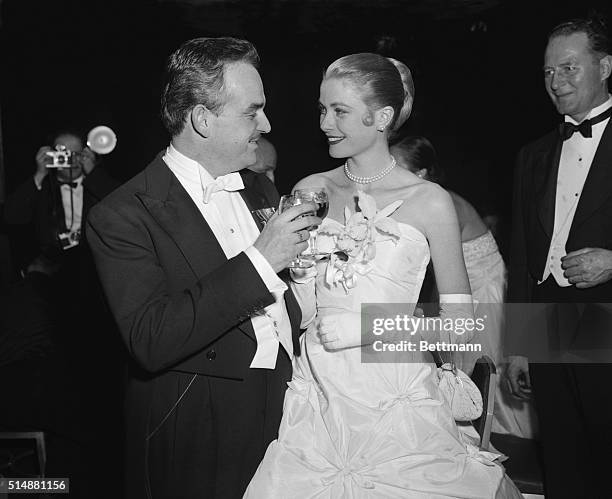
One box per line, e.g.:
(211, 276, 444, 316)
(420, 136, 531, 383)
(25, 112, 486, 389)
(33, 175, 43, 191)
(244, 246, 288, 297)
(439, 293, 473, 304)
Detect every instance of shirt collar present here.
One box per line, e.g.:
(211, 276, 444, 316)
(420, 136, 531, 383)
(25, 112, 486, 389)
(565, 94, 612, 124)
(165, 143, 215, 186)
(164, 144, 244, 202)
(59, 175, 84, 187)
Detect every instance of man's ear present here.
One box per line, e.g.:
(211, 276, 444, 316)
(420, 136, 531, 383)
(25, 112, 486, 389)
(190, 104, 212, 138)
(376, 106, 395, 132)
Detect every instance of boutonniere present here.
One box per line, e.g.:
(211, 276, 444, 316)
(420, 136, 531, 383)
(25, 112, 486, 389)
(319, 191, 403, 291)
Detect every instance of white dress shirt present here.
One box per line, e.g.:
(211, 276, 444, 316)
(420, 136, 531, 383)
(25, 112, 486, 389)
(60, 176, 84, 233)
(35, 173, 84, 242)
(540, 95, 612, 286)
(163, 144, 293, 368)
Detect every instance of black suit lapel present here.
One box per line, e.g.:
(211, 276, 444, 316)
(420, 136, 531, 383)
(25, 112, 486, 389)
(536, 134, 562, 239)
(136, 163, 228, 281)
(135, 160, 273, 343)
(239, 169, 278, 231)
(137, 160, 301, 349)
(282, 275, 302, 356)
(45, 177, 69, 233)
(570, 120, 612, 233)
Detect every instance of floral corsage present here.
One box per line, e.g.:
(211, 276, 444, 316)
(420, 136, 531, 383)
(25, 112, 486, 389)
(319, 191, 403, 290)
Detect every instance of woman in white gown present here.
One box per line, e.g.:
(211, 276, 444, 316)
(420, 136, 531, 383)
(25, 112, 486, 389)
(390, 136, 536, 439)
(245, 53, 521, 498)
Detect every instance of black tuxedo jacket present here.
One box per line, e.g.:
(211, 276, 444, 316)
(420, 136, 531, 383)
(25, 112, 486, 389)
(86, 153, 301, 497)
(509, 120, 612, 303)
(4, 167, 117, 263)
(508, 120, 612, 360)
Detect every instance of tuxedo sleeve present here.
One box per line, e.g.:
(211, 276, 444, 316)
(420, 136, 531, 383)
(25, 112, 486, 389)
(86, 201, 275, 374)
(507, 148, 532, 303)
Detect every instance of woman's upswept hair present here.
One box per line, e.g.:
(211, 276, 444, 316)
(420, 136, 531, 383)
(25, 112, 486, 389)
(392, 135, 442, 183)
(161, 37, 260, 137)
(323, 53, 414, 132)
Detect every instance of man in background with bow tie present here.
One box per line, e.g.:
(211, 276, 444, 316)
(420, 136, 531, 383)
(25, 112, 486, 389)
(3, 129, 121, 491)
(87, 37, 318, 499)
(507, 17, 612, 497)
(4, 129, 117, 269)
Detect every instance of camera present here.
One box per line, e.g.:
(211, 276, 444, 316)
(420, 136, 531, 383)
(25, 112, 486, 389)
(46, 145, 76, 168)
(58, 229, 80, 250)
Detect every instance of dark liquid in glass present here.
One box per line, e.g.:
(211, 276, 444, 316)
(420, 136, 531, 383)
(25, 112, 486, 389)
(316, 201, 329, 219)
(304, 202, 329, 231)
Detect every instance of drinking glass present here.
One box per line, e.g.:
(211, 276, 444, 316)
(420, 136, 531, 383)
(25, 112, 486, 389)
(251, 207, 276, 227)
(278, 194, 315, 269)
(294, 187, 329, 256)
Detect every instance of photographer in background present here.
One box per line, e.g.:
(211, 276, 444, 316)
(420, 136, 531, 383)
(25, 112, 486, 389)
(2, 128, 122, 495)
(4, 129, 117, 268)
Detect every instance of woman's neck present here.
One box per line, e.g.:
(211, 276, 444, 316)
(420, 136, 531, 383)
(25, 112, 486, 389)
(346, 143, 393, 177)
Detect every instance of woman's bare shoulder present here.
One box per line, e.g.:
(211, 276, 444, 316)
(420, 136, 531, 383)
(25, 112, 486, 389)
(399, 179, 451, 206)
(394, 180, 454, 225)
(292, 167, 344, 192)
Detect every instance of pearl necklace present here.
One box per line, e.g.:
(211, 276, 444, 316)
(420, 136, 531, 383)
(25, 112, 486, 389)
(344, 156, 396, 184)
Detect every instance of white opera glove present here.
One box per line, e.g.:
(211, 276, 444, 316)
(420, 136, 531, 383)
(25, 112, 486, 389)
(318, 312, 364, 350)
(290, 266, 318, 329)
(290, 265, 318, 284)
(438, 293, 475, 345)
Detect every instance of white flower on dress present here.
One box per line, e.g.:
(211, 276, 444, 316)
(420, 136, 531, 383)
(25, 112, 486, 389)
(319, 191, 404, 291)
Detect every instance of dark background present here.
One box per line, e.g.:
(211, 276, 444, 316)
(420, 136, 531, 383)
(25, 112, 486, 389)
(0, 1, 610, 492)
(1, 0, 611, 243)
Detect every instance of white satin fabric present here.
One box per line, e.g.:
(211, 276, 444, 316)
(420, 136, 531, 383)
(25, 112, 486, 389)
(244, 220, 521, 498)
(460, 231, 537, 439)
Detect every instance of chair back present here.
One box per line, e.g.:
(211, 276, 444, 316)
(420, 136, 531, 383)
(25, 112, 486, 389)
(470, 356, 497, 450)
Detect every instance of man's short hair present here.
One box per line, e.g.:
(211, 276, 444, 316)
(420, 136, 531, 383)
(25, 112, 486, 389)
(160, 37, 260, 137)
(548, 16, 611, 58)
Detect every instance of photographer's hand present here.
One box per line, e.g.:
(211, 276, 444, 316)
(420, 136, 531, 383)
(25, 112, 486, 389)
(34, 146, 52, 188)
(80, 147, 96, 175)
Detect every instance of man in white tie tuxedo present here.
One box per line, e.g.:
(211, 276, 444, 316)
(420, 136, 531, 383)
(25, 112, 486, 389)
(507, 16, 612, 498)
(86, 37, 319, 499)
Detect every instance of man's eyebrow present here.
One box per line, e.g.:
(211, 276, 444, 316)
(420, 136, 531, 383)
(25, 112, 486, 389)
(246, 102, 265, 112)
(543, 58, 578, 69)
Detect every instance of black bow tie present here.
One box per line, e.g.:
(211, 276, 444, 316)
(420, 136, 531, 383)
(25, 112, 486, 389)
(560, 106, 612, 141)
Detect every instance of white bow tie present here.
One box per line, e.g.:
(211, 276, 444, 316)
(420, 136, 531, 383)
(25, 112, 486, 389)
(201, 172, 244, 203)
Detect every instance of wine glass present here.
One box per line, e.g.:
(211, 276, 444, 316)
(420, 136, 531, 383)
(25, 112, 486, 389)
(251, 207, 276, 227)
(278, 194, 315, 269)
(294, 187, 329, 256)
